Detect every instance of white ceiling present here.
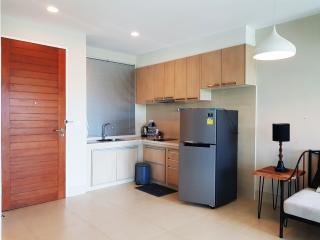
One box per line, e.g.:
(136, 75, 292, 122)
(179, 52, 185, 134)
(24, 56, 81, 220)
(3, 0, 320, 55)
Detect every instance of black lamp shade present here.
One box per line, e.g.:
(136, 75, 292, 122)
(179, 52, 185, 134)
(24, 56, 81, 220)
(273, 123, 290, 142)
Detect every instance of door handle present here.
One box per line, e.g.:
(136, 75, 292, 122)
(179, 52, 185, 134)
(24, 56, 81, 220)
(54, 128, 65, 137)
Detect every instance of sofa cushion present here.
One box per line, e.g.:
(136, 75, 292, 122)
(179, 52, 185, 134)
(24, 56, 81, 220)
(284, 188, 320, 223)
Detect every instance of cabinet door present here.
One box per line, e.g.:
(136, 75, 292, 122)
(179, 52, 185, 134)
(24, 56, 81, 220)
(153, 63, 165, 100)
(145, 66, 154, 102)
(167, 167, 179, 187)
(116, 147, 138, 181)
(187, 55, 200, 99)
(143, 146, 166, 165)
(164, 61, 175, 98)
(222, 44, 245, 87)
(92, 149, 117, 186)
(201, 50, 221, 88)
(149, 162, 165, 183)
(174, 58, 187, 100)
(166, 149, 179, 187)
(135, 68, 147, 104)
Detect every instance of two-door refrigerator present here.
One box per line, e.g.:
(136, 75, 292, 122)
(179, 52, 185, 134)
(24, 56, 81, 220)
(179, 108, 238, 208)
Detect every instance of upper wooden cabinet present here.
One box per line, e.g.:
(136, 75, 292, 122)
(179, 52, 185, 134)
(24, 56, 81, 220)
(174, 58, 187, 100)
(153, 63, 165, 100)
(222, 45, 245, 87)
(135, 66, 154, 104)
(164, 61, 175, 99)
(135, 44, 255, 104)
(135, 67, 147, 104)
(201, 50, 222, 89)
(221, 44, 256, 87)
(186, 55, 200, 99)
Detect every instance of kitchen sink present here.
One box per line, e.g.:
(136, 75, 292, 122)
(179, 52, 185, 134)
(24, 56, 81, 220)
(97, 138, 123, 142)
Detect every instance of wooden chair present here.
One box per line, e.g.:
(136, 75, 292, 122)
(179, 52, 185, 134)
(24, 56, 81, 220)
(279, 150, 320, 238)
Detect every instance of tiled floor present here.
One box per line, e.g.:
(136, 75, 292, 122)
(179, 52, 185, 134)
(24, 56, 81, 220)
(2, 183, 320, 240)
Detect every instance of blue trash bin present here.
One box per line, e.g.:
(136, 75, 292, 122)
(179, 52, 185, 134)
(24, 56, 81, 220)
(135, 162, 151, 185)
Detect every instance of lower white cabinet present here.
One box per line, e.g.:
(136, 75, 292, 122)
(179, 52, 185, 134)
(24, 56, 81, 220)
(92, 149, 117, 186)
(91, 147, 138, 187)
(116, 148, 138, 181)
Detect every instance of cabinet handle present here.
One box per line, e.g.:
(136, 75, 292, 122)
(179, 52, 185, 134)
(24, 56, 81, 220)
(186, 97, 198, 100)
(174, 98, 186, 101)
(164, 96, 174, 99)
(207, 83, 220, 88)
(221, 81, 237, 86)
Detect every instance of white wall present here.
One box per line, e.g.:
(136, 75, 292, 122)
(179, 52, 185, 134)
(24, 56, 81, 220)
(136, 26, 255, 67)
(87, 45, 136, 66)
(256, 14, 320, 195)
(2, 15, 88, 197)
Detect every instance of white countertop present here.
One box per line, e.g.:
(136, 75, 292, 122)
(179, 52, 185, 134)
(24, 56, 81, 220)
(87, 135, 179, 149)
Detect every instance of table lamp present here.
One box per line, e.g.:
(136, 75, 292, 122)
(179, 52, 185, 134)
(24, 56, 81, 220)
(273, 123, 290, 172)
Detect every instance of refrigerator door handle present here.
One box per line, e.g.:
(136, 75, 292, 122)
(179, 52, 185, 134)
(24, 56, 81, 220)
(183, 141, 211, 148)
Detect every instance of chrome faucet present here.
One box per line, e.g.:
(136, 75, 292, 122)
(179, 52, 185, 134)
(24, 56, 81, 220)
(101, 122, 111, 140)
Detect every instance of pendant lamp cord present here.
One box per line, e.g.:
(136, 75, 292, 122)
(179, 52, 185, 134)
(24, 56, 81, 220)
(273, 0, 277, 28)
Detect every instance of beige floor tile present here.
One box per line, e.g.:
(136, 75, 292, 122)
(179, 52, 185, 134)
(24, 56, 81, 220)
(2, 183, 320, 240)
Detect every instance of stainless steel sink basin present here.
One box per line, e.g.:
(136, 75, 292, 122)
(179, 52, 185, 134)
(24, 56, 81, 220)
(97, 138, 123, 142)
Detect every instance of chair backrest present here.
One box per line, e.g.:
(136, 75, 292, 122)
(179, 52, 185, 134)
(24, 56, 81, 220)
(308, 150, 320, 188)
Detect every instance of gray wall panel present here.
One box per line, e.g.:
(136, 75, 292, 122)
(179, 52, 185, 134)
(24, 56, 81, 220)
(87, 58, 135, 137)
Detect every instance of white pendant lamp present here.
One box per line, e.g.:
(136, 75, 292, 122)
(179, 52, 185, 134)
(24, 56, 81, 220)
(253, 26, 296, 60)
(253, 0, 296, 61)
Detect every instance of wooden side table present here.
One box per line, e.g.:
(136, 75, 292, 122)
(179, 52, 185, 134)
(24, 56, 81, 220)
(253, 166, 305, 219)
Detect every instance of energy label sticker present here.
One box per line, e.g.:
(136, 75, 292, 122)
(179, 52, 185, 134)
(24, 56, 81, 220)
(207, 118, 214, 125)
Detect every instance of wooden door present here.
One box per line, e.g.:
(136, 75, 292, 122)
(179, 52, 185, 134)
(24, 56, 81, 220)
(174, 58, 187, 100)
(222, 44, 245, 87)
(186, 55, 200, 100)
(152, 63, 165, 100)
(164, 61, 175, 99)
(201, 50, 222, 89)
(1, 38, 66, 211)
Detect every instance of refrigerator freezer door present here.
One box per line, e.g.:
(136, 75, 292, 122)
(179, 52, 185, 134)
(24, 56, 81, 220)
(180, 108, 216, 144)
(179, 143, 216, 207)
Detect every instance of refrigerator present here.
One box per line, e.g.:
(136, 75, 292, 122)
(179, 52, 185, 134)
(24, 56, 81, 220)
(179, 108, 238, 208)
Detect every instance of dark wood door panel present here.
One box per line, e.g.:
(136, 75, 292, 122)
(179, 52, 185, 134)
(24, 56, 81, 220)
(10, 106, 58, 114)
(10, 128, 57, 136)
(10, 62, 58, 74)
(10, 84, 58, 94)
(11, 180, 58, 195)
(10, 99, 58, 107)
(10, 134, 57, 143)
(11, 54, 58, 67)
(10, 113, 58, 121)
(10, 92, 58, 100)
(11, 39, 58, 52)
(10, 154, 58, 167)
(11, 69, 58, 81)
(10, 77, 58, 87)
(10, 140, 58, 150)
(11, 47, 58, 60)
(2, 37, 66, 211)
(10, 166, 58, 180)
(10, 147, 58, 158)
(10, 120, 58, 128)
